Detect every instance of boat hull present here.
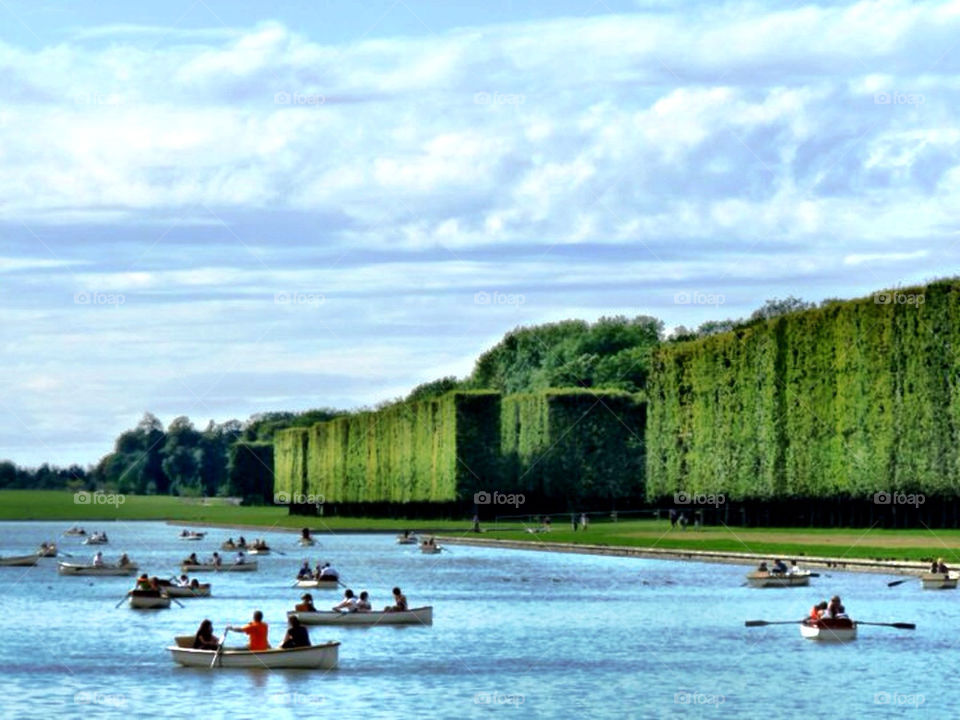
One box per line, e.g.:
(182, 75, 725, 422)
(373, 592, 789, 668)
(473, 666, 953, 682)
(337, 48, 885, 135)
(800, 620, 857, 642)
(396, 536, 417, 545)
(129, 592, 172, 609)
(248, 548, 270, 555)
(298, 539, 315, 546)
(745, 572, 811, 588)
(168, 641, 339, 669)
(295, 579, 340, 589)
(58, 562, 138, 576)
(0, 554, 40, 567)
(38, 546, 57, 557)
(289, 606, 433, 626)
(220, 544, 246, 551)
(181, 562, 258, 572)
(920, 573, 958, 590)
(162, 584, 212, 598)
(420, 546, 442, 554)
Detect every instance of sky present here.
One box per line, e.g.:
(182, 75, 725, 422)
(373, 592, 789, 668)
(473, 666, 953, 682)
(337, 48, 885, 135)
(1, 0, 958, 467)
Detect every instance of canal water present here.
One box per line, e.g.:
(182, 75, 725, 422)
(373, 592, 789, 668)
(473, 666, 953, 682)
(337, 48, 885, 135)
(0, 521, 950, 718)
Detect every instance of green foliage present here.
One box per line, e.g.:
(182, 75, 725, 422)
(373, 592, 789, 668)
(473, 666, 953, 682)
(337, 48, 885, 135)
(647, 279, 960, 500)
(228, 442, 275, 504)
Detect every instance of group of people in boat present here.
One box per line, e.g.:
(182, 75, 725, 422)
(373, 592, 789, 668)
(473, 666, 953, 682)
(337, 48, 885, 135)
(297, 560, 339, 581)
(92, 551, 131, 567)
(179, 529, 205, 539)
(86, 531, 109, 543)
(308, 586, 407, 613)
(930, 558, 950, 574)
(183, 551, 247, 567)
(756, 559, 803, 575)
(222, 536, 248, 550)
(193, 611, 311, 651)
(809, 595, 848, 621)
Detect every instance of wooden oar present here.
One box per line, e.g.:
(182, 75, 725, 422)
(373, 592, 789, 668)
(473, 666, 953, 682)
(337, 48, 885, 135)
(114, 591, 131, 609)
(167, 594, 185, 608)
(887, 579, 909, 587)
(745, 620, 804, 627)
(211, 628, 229, 668)
(856, 621, 916, 629)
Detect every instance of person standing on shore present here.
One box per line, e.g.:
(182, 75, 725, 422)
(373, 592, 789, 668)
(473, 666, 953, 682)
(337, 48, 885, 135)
(571, 514, 577, 532)
(580, 513, 588, 530)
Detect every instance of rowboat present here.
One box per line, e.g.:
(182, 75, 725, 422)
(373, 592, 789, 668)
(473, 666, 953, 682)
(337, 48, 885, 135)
(58, 562, 138, 576)
(298, 538, 315, 546)
(800, 618, 857, 642)
(420, 544, 442, 554)
(396, 535, 417, 545)
(0, 554, 40, 567)
(289, 606, 433, 626)
(128, 590, 172, 609)
(37, 544, 57, 557)
(745, 571, 812, 588)
(248, 547, 271, 555)
(294, 578, 340, 590)
(169, 636, 340, 669)
(180, 533, 206, 541)
(158, 580, 212, 598)
(920, 573, 958, 590)
(63, 527, 86, 536)
(180, 561, 258, 572)
(220, 543, 246, 551)
(82, 536, 109, 545)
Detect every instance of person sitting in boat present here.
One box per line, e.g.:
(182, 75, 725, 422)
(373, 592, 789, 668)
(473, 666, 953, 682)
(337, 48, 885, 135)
(136, 573, 151, 591)
(772, 559, 788, 575)
(180, 529, 189, 537)
(318, 563, 339, 580)
(295, 593, 316, 612)
(301, 527, 311, 540)
(297, 561, 312, 580)
(281, 615, 311, 649)
(193, 619, 220, 650)
(788, 560, 801, 575)
(937, 558, 949, 574)
(809, 601, 827, 620)
(356, 591, 372, 612)
(237, 536, 247, 548)
(384, 587, 408, 613)
(100, 532, 108, 542)
(824, 596, 847, 619)
(234, 551, 244, 565)
(224, 537, 236, 549)
(190, 579, 201, 589)
(228, 610, 270, 651)
(185, 552, 199, 565)
(92, 551, 104, 567)
(118, 553, 131, 567)
(177, 574, 191, 587)
(211, 552, 223, 567)
(756, 561, 768, 573)
(333, 589, 358, 612)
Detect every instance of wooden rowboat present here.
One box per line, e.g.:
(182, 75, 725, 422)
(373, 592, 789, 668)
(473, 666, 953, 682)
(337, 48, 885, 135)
(158, 580, 212, 598)
(168, 636, 339, 669)
(294, 578, 340, 590)
(180, 534, 206, 541)
(82, 536, 109, 545)
(289, 606, 433, 626)
(180, 561, 258, 572)
(220, 543, 246, 551)
(0, 554, 40, 567)
(396, 535, 417, 545)
(420, 544, 442, 554)
(745, 571, 811, 588)
(920, 573, 958, 590)
(58, 562, 138, 576)
(63, 527, 86, 536)
(800, 618, 857, 642)
(129, 590, 172, 609)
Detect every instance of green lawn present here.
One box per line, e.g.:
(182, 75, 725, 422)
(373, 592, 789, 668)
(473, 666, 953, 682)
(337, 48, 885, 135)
(2, 490, 958, 562)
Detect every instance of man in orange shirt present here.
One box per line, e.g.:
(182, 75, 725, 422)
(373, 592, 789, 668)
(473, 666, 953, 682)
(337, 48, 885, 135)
(228, 610, 270, 651)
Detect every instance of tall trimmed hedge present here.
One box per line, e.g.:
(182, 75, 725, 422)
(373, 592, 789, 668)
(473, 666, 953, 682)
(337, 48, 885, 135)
(274, 427, 308, 501)
(647, 280, 960, 500)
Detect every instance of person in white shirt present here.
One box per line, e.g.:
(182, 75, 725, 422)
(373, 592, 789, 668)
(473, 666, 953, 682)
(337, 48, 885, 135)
(92, 551, 104, 567)
(356, 591, 372, 612)
(332, 589, 357, 612)
(234, 551, 244, 565)
(319, 563, 339, 580)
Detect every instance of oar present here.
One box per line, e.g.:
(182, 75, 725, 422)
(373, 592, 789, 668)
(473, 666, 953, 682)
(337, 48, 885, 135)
(887, 579, 910, 587)
(211, 628, 229, 669)
(745, 620, 804, 627)
(114, 591, 131, 609)
(167, 594, 185, 608)
(856, 621, 916, 630)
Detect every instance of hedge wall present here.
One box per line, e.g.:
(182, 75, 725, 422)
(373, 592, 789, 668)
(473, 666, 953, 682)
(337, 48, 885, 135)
(647, 279, 960, 501)
(273, 427, 308, 501)
(228, 442, 275, 504)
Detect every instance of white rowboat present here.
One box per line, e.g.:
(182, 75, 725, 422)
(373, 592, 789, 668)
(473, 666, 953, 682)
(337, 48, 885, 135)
(920, 573, 958, 590)
(129, 590, 172, 609)
(181, 562, 258, 572)
(248, 548, 271, 555)
(159, 582, 212, 598)
(82, 536, 109, 545)
(168, 636, 339, 669)
(58, 562, 138, 576)
(800, 619, 857, 642)
(294, 578, 340, 590)
(0, 554, 40, 567)
(745, 571, 812, 588)
(289, 606, 433, 626)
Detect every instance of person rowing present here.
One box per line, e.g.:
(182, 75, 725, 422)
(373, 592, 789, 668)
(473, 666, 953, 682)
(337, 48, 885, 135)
(118, 553, 131, 567)
(176, 574, 191, 587)
(281, 615, 311, 649)
(227, 610, 270, 651)
(333, 589, 357, 613)
(809, 601, 827, 620)
(136, 573, 151, 591)
(295, 593, 316, 612)
(756, 561, 768, 573)
(824, 595, 847, 619)
(772, 559, 788, 575)
(356, 591, 372, 612)
(185, 552, 199, 565)
(384, 587, 408, 613)
(237, 536, 247, 548)
(223, 537, 236, 549)
(297, 561, 312, 580)
(235, 551, 245, 565)
(318, 562, 339, 581)
(193, 619, 220, 650)
(210, 552, 223, 568)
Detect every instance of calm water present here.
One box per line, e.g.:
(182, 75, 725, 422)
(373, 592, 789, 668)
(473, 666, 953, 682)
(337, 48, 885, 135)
(0, 521, 953, 719)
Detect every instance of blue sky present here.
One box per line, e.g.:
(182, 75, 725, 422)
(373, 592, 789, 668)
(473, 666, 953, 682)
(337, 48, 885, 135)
(1, 0, 957, 466)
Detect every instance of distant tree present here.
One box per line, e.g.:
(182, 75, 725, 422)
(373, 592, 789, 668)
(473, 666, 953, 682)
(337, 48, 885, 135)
(749, 296, 813, 321)
(406, 376, 460, 402)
